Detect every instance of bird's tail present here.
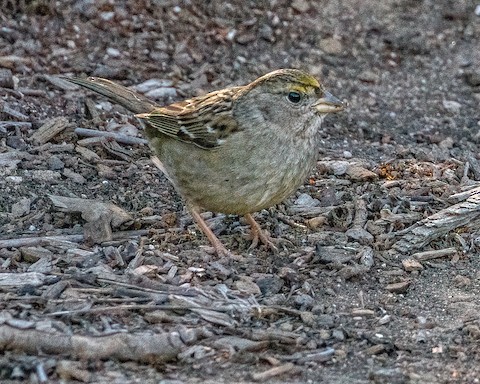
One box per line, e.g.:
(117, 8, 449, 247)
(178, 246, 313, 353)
(64, 76, 157, 114)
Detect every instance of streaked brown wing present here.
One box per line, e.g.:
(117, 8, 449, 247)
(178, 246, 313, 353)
(137, 86, 243, 149)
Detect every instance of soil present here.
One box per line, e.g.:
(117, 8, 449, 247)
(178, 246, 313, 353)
(1, 1, 480, 383)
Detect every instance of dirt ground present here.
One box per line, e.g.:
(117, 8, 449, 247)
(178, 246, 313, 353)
(1, 1, 480, 383)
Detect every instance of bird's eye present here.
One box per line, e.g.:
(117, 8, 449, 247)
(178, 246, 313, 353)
(287, 91, 302, 104)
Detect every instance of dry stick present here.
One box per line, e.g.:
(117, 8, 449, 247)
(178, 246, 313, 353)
(46, 304, 178, 317)
(0, 324, 186, 363)
(277, 212, 306, 229)
(352, 198, 368, 227)
(413, 247, 458, 261)
(2, 105, 29, 121)
(0, 121, 32, 129)
(46, 303, 240, 318)
(0, 234, 84, 249)
(343, 198, 374, 248)
(0, 272, 46, 287)
(74, 127, 148, 146)
(251, 363, 296, 381)
(393, 186, 480, 254)
(0, 229, 149, 249)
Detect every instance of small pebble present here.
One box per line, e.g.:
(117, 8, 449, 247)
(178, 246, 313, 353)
(100, 11, 114, 21)
(0, 68, 14, 88)
(317, 314, 335, 328)
(279, 322, 293, 332)
(226, 29, 236, 41)
(402, 258, 423, 272)
(442, 99, 461, 114)
(48, 155, 65, 170)
(332, 329, 345, 341)
(106, 47, 121, 58)
(291, 0, 310, 13)
(145, 87, 178, 99)
(6, 136, 26, 150)
(294, 193, 320, 207)
(294, 293, 315, 310)
(133, 79, 174, 93)
(378, 315, 391, 325)
(11, 197, 31, 218)
(6, 176, 23, 183)
(318, 37, 343, 55)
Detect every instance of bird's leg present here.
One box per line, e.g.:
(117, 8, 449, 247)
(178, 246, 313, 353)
(150, 156, 235, 258)
(189, 207, 234, 257)
(244, 213, 278, 252)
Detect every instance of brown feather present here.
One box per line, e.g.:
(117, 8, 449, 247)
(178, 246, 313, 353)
(137, 86, 244, 149)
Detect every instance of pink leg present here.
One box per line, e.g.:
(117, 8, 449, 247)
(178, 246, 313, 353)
(244, 213, 278, 252)
(189, 207, 233, 257)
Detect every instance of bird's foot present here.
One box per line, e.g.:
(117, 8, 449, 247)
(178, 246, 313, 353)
(244, 213, 279, 253)
(189, 207, 243, 259)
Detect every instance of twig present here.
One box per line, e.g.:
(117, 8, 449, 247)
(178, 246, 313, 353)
(46, 304, 171, 317)
(251, 363, 296, 381)
(126, 237, 146, 270)
(2, 104, 29, 121)
(276, 213, 306, 229)
(413, 247, 458, 261)
(0, 121, 32, 129)
(0, 234, 84, 249)
(0, 324, 189, 363)
(345, 198, 373, 244)
(74, 127, 148, 146)
(0, 230, 150, 249)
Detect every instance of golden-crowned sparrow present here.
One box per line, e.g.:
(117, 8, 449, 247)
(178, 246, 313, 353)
(66, 69, 344, 256)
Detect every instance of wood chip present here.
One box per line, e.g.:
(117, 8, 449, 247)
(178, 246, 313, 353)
(385, 280, 411, 293)
(74, 127, 148, 146)
(213, 336, 267, 352)
(20, 246, 53, 263)
(251, 363, 296, 381)
(346, 165, 378, 181)
(402, 258, 424, 271)
(306, 215, 327, 229)
(30, 116, 70, 145)
(350, 309, 375, 317)
(0, 272, 46, 287)
(0, 68, 14, 88)
(393, 187, 480, 254)
(48, 195, 133, 243)
(2, 104, 29, 120)
(0, 324, 188, 363)
(75, 145, 100, 161)
(364, 344, 386, 355)
(413, 248, 458, 261)
(56, 360, 92, 382)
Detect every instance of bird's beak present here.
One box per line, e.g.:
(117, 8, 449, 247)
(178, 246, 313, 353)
(313, 91, 344, 114)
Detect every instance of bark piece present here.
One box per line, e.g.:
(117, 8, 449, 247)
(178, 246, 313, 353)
(0, 324, 190, 363)
(48, 195, 133, 243)
(393, 186, 480, 254)
(30, 117, 70, 145)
